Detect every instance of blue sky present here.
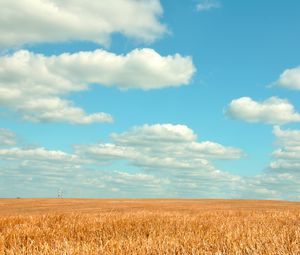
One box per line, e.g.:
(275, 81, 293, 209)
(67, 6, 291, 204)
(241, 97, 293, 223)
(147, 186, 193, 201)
(1, 0, 300, 199)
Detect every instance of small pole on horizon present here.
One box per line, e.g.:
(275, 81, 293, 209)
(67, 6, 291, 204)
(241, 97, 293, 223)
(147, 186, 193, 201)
(57, 188, 63, 199)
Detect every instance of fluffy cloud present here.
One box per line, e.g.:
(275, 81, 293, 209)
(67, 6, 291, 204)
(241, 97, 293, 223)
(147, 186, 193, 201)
(75, 124, 244, 171)
(273, 126, 300, 147)
(0, 129, 17, 145)
(0, 128, 81, 165)
(111, 124, 197, 145)
(196, 0, 221, 11)
(0, 125, 244, 198)
(0, 0, 166, 47)
(270, 126, 300, 171)
(226, 97, 300, 125)
(5, 125, 300, 199)
(274, 66, 300, 90)
(0, 147, 78, 163)
(0, 49, 195, 124)
(47, 49, 195, 90)
(241, 126, 300, 200)
(21, 98, 113, 124)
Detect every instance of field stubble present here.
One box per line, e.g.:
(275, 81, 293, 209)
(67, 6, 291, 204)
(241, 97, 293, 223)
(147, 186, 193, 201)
(0, 199, 300, 255)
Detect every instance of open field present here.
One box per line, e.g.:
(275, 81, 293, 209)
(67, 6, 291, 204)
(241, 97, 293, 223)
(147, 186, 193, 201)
(1, 199, 300, 254)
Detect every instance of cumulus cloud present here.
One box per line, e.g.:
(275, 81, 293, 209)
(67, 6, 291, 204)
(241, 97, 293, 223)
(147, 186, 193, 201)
(74, 143, 136, 164)
(273, 66, 300, 90)
(0, 125, 244, 198)
(0, 128, 80, 166)
(47, 48, 196, 90)
(21, 98, 113, 124)
(6, 125, 300, 199)
(0, 49, 195, 123)
(226, 97, 300, 125)
(111, 124, 197, 145)
(0, 0, 166, 47)
(75, 124, 244, 171)
(196, 0, 221, 11)
(239, 126, 300, 200)
(72, 124, 244, 197)
(270, 126, 300, 171)
(0, 129, 17, 146)
(4, 125, 300, 199)
(0, 147, 78, 162)
(273, 126, 300, 147)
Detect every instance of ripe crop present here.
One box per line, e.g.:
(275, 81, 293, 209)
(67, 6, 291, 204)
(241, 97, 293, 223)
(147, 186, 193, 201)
(0, 199, 299, 254)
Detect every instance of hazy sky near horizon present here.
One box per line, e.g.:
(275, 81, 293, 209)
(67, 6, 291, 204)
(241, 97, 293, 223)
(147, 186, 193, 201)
(1, 0, 300, 199)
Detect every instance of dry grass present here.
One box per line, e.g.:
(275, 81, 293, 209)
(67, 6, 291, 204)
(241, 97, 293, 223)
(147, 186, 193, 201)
(0, 199, 300, 254)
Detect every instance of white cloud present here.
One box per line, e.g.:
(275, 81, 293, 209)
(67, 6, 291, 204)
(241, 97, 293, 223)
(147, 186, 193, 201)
(270, 126, 300, 171)
(76, 124, 243, 170)
(218, 125, 300, 200)
(72, 124, 243, 198)
(0, 124, 242, 197)
(273, 126, 300, 147)
(274, 66, 300, 90)
(226, 97, 300, 125)
(0, 49, 195, 124)
(21, 97, 113, 124)
(0, 128, 170, 197)
(7, 125, 300, 199)
(111, 124, 197, 145)
(74, 143, 137, 163)
(196, 0, 221, 12)
(0, 0, 166, 47)
(49, 48, 196, 90)
(3, 125, 300, 200)
(0, 128, 17, 146)
(0, 147, 78, 163)
(186, 141, 243, 160)
(241, 126, 300, 200)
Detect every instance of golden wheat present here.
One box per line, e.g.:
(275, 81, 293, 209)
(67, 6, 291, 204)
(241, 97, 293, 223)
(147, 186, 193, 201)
(0, 199, 300, 255)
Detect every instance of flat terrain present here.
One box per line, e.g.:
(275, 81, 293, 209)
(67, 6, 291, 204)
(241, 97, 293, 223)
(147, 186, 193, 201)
(1, 199, 300, 254)
(1, 198, 300, 215)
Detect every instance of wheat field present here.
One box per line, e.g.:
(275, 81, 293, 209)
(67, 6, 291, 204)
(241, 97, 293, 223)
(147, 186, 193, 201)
(0, 199, 300, 254)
